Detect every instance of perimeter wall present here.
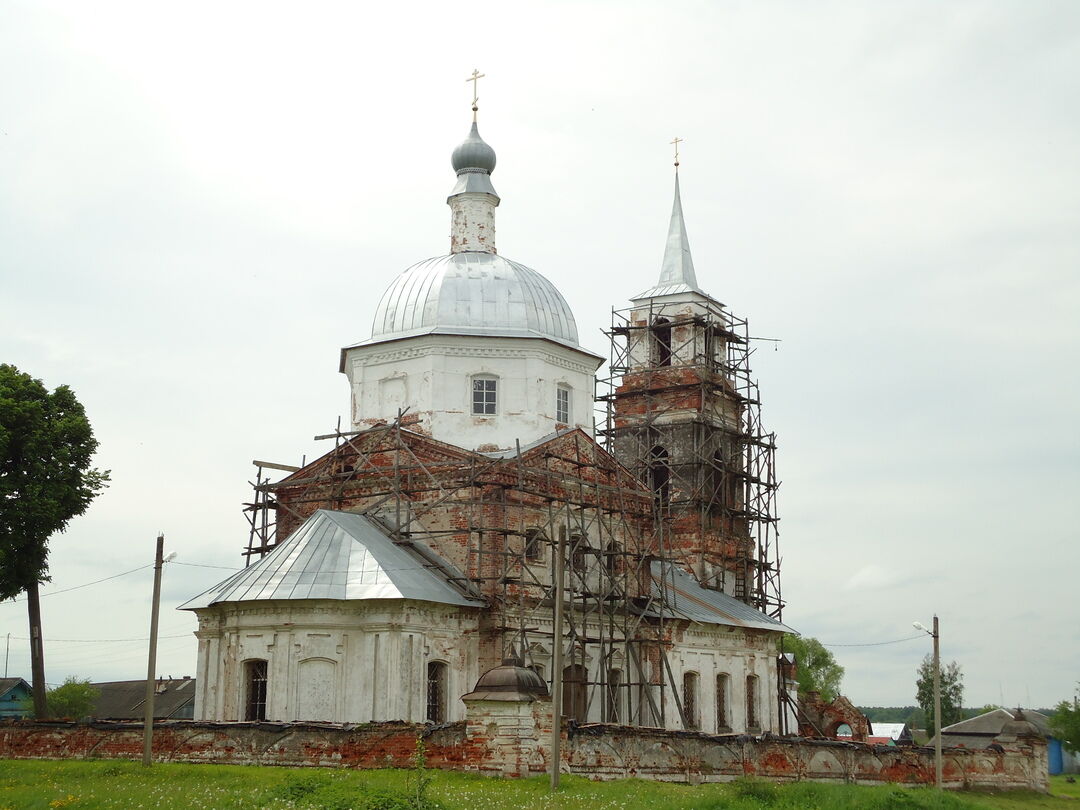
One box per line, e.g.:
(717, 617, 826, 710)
(0, 706, 1048, 793)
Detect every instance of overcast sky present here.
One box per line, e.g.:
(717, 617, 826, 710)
(2, 1, 1078, 711)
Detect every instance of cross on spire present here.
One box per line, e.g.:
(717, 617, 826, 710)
(467, 69, 485, 121)
(670, 136, 683, 168)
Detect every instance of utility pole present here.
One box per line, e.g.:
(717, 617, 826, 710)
(933, 615, 942, 790)
(549, 530, 566, 791)
(142, 534, 165, 767)
(4, 632, 9, 678)
(27, 581, 47, 717)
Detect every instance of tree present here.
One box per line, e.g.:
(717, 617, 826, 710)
(915, 654, 963, 737)
(1050, 684, 1080, 753)
(0, 365, 109, 716)
(24, 677, 101, 720)
(781, 634, 844, 702)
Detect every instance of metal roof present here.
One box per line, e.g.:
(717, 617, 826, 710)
(650, 561, 794, 633)
(179, 510, 484, 610)
(362, 252, 582, 349)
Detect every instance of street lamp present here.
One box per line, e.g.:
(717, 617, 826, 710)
(913, 616, 941, 789)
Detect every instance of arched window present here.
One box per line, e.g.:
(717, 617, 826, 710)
(426, 661, 448, 723)
(556, 385, 571, 424)
(244, 659, 268, 721)
(471, 375, 497, 415)
(562, 664, 588, 722)
(652, 318, 672, 366)
(746, 674, 760, 730)
(524, 528, 545, 563)
(716, 673, 730, 730)
(683, 671, 700, 730)
(648, 446, 670, 508)
(836, 723, 854, 738)
(606, 668, 622, 723)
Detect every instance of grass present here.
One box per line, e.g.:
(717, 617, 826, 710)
(0, 760, 1076, 810)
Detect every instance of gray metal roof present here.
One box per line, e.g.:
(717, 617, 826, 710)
(179, 510, 484, 610)
(650, 561, 794, 633)
(360, 252, 582, 350)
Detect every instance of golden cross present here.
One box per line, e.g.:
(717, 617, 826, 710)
(467, 69, 485, 120)
(671, 137, 683, 167)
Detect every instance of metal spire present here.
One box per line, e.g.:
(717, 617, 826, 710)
(656, 153, 698, 290)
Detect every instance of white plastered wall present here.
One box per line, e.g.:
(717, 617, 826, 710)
(191, 599, 480, 724)
(343, 334, 601, 451)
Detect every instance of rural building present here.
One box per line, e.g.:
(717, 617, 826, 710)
(0, 678, 31, 719)
(182, 101, 791, 735)
(90, 677, 196, 721)
(930, 708, 1077, 775)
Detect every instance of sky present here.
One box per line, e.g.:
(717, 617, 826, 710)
(2, 0, 1078, 711)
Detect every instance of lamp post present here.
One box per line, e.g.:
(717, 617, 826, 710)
(913, 616, 941, 789)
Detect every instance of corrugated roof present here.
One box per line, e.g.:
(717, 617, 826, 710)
(649, 562, 794, 633)
(92, 678, 195, 720)
(179, 510, 484, 610)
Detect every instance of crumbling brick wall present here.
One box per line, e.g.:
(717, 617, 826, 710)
(0, 716, 1047, 793)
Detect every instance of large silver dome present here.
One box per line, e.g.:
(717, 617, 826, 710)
(369, 252, 580, 347)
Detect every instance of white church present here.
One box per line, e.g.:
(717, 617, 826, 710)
(182, 89, 792, 736)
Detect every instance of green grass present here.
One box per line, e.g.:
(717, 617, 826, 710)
(0, 760, 1075, 810)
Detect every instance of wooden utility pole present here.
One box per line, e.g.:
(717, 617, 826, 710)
(933, 615, 942, 789)
(142, 534, 165, 766)
(26, 581, 46, 717)
(549, 530, 566, 791)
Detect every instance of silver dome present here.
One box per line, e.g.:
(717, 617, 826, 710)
(369, 252, 580, 347)
(451, 122, 497, 174)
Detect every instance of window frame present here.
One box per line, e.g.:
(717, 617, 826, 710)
(471, 375, 498, 416)
(556, 384, 571, 425)
(426, 660, 449, 724)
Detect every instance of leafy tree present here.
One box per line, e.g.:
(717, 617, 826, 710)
(23, 677, 101, 720)
(781, 634, 844, 702)
(1050, 684, 1080, 753)
(0, 365, 109, 716)
(915, 654, 964, 737)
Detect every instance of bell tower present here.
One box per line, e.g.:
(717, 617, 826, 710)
(600, 163, 782, 618)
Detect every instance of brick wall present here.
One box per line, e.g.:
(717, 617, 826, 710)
(0, 712, 1047, 793)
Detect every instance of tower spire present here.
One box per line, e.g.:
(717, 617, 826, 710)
(447, 72, 499, 253)
(657, 159, 698, 290)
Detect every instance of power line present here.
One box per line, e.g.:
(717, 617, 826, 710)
(3, 564, 154, 603)
(821, 634, 925, 648)
(7, 633, 191, 644)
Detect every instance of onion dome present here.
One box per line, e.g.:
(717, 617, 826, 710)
(451, 122, 497, 174)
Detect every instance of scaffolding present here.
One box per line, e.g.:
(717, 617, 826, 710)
(242, 416, 687, 728)
(239, 295, 782, 732)
(597, 297, 782, 620)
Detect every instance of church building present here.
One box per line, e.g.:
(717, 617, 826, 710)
(182, 95, 791, 736)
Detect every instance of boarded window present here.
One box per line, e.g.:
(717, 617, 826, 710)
(426, 661, 448, 723)
(648, 446, 670, 508)
(244, 659, 268, 721)
(562, 664, 588, 722)
(471, 377, 497, 415)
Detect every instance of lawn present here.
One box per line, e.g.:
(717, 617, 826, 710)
(0, 760, 1075, 810)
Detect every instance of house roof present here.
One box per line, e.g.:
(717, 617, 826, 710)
(871, 722, 909, 740)
(179, 509, 484, 610)
(649, 562, 794, 633)
(929, 708, 1052, 748)
(92, 678, 196, 720)
(0, 677, 30, 700)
